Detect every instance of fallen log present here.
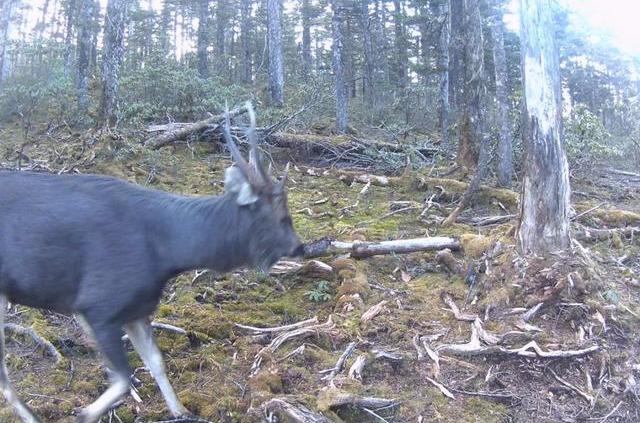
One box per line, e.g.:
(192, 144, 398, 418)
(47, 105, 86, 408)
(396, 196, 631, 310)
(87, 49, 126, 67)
(303, 237, 460, 259)
(262, 398, 332, 423)
(145, 104, 248, 149)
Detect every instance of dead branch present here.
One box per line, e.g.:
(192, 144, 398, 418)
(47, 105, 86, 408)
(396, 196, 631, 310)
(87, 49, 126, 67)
(322, 341, 358, 381)
(360, 301, 389, 326)
(235, 316, 319, 334)
(4, 323, 63, 363)
(319, 388, 398, 410)
(574, 225, 639, 242)
(304, 237, 460, 259)
(548, 368, 595, 405)
(145, 104, 248, 149)
(422, 339, 441, 378)
(251, 317, 336, 375)
(441, 292, 478, 321)
(262, 398, 332, 423)
(348, 354, 369, 381)
(458, 214, 517, 226)
(426, 376, 455, 399)
(270, 260, 334, 278)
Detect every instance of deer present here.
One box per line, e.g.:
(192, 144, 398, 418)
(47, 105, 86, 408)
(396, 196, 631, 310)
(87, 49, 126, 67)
(0, 103, 304, 423)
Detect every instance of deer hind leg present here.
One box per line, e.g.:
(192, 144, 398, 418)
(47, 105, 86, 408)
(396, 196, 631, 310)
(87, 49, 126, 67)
(0, 295, 41, 423)
(76, 318, 130, 423)
(124, 318, 189, 417)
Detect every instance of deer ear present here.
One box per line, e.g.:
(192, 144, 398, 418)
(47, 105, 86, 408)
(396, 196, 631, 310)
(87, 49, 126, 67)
(224, 166, 259, 205)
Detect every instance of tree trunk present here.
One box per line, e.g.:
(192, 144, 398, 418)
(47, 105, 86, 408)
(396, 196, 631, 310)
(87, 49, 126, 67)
(448, 0, 463, 136)
(267, 0, 284, 107)
(432, 0, 450, 149)
(196, 0, 209, 78)
(331, 0, 347, 134)
(490, 0, 513, 187)
(517, 0, 571, 255)
(100, 0, 128, 126)
(301, 0, 312, 80)
(240, 0, 252, 83)
(63, 0, 75, 77)
(456, 0, 484, 169)
(392, 0, 407, 94)
(0, 0, 17, 84)
(76, 0, 93, 114)
(159, 0, 171, 57)
(89, 0, 100, 73)
(360, 0, 375, 110)
(215, 0, 227, 75)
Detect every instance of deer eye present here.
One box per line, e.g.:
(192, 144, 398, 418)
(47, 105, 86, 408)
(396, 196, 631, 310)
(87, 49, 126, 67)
(282, 216, 293, 226)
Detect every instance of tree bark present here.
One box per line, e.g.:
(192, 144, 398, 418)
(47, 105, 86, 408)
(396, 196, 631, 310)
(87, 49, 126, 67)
(63, 0, 75, 77)
(89, 0, 100, 73)
(517, 0, 571, 255)
(360, 0, 375, 111)
(392, 0, 407, 94)
(448, 0, 463, 121)
(159, 0, 171, 57)
(433, 0, 450, 149)
(240, 0, 252, 83)
(301, 0, 312, 80)
(0, 0, 17, 84)
(331, 0, 348, 133)
(215, 0, 228, 75)
(267, 0, 284, 107)
(100, 0, 128, 126)
(76, 0, 93, 114)
(490, 0, 513, 187)
(196, 0, 209, 78)
(456, 0, 484, 169)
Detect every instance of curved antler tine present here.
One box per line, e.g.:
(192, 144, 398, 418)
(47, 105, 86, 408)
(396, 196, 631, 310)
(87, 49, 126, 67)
(223, 103, 259, 187)
(245, 101, 272, 186)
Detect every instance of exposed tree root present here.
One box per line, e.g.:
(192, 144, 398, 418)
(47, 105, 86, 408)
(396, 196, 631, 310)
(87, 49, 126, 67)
(348, 349, 402, 381)
(250, 316, 336, 375)
(4, 323, 63, 363)
(441, 292, 478, 321)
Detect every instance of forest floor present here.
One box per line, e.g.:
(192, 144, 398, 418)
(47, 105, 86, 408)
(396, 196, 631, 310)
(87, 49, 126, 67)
(0, 120, 639, 423)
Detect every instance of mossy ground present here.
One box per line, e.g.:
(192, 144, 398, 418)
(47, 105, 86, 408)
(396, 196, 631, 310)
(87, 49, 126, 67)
(0, 126, 639, 422)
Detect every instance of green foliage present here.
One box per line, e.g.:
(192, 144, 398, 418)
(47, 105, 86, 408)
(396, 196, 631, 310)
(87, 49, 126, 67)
(305, 280, 332, 303)
(565, 104, 619, 168)
(0, 61, 76, 126)
(119, 55, 249, 124)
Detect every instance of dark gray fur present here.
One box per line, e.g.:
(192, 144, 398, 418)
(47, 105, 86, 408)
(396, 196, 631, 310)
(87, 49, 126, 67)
(0, 170, 302, 378)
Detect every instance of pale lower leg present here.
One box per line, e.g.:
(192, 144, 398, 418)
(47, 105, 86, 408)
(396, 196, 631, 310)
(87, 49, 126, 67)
(76, 319, 130, 423)
(125, 319, 188, 417)
(0, 295, 41, 423)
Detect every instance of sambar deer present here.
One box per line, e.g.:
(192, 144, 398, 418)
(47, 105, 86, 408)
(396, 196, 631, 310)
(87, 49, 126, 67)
(0, 103, 303, 422)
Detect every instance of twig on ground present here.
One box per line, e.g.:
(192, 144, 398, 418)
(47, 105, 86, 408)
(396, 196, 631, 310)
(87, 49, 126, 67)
(4, 323, 63, 363)
(441, 292, 478, 321)
(322, 341, 358, 382)
(426, 376, 455, 399)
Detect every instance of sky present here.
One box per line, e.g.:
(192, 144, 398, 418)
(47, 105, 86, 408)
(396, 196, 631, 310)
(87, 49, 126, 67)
(506, 0, 640, 57)
(10, 0, 640, 59)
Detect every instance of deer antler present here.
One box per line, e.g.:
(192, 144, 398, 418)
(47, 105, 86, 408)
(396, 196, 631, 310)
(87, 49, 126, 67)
(222, 103, 264, 189)
(244, 101, 272, 188)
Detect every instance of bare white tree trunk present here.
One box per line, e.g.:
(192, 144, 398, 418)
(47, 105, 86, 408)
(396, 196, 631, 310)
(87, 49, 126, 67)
(433, 0, 450, 148)
(517, 0, 571, 254)
(240, 0, 252, 83)
(267, 0, 284, 107)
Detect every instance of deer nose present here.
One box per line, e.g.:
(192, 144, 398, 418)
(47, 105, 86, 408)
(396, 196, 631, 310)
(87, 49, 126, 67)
(291, 243, 305, 257)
